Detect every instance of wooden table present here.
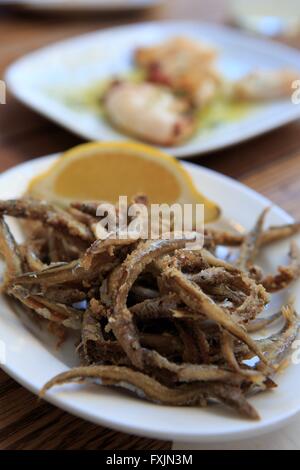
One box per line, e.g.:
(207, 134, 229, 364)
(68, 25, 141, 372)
(0, 0, 300, 450)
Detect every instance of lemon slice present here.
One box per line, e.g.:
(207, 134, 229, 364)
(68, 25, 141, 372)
(27, 141, 220, 222)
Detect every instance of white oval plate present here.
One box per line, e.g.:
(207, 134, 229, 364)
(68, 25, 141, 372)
(0, 154, 300, 443)
(5, 21, 300, 158)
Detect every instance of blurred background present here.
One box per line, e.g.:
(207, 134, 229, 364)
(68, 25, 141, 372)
(0, 0, 299, 162)
(1, 0, 300, 38)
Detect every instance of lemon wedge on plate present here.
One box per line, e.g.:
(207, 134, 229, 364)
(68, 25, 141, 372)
(27, 141, 220, 222)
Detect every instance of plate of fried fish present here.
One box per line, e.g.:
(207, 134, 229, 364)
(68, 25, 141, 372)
(5, 21, 300, 157)
(0, 142, 300, 442)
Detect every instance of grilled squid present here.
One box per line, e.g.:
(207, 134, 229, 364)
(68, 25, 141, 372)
(135, 36, 221, 106)
(103, 81, 196, 146)
(234, 69, 299, 101)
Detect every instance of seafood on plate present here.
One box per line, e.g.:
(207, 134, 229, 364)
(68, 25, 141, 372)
(233, 69, 299, 101)
(0, 197, 300, 419)
(135, 36, 221, 107)
(101, 36, 299, 146)
(103, 81, 196, 146)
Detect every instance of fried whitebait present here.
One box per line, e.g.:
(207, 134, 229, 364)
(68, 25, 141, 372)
(40, 365, 259, 419)
(258, 305, 300, 367)
(262, 242, 300, 292)
(0, 218, 23, 286)
(162, 264, 269, 366)
(205, 222, 300, 247)
(9, 285, 82, 329)
(0, 199, 93, 242)
(0, 198, 299, 420)
(237, 208, 269, 272)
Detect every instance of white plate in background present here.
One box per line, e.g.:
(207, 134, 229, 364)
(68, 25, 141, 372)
(5, 21, 300, 158)
(1, 0, 163, 12)
(0, 154, 300, 442)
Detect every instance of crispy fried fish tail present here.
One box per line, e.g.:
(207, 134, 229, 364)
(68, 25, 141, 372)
(262, 242, 300, 292)
(0, 217, 23, 287)
(237, 208, 269, 271)
(39, 365, 259, 419)
(163, 266, 270, 368)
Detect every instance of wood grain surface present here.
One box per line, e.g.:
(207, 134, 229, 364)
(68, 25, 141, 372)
(0, 0, 300, 450)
